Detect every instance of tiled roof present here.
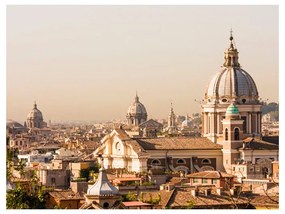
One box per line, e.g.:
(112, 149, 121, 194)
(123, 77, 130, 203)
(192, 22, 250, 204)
(167, 187, 249, 208)
(49, 190, 83, 200)
(114, 128, 131, 141)
(159, 189, 175, 207)
(136, 137, 222, 150)
(242, 137, 279, 150)
(187, 171, 234, 179)
(124, 140, 149, 158)
(138, 119, 163, 129)
(249, 195, 279, 207)
(123, 201, 152, 207)
(262, 136, 279, 145)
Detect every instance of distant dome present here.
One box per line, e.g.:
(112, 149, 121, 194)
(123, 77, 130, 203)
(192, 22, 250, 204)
(26, 102, 46, 128)
(6, 119, 24, 128)
(205, 34, 259, 105)
(127, 94, 147, 116)
(27, 103, 43, 121)
(126, 93, 147, 126)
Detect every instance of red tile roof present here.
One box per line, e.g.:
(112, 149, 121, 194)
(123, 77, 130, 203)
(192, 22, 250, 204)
(187, 171, 234, 178)
(123, 201, 153, 207)
(136, 137, 222, 150)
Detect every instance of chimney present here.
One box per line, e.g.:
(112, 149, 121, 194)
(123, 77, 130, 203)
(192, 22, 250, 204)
(191, 189, 197, 197)
(160, 184, 165, 190)
(230, 188, 237, 196)
(216, 187, 222, 196)
(191, 188, 199, 197)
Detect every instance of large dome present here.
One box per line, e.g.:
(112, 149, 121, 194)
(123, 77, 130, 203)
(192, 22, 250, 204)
(205, 34, 259, 105)
(27, 103, 43, 120)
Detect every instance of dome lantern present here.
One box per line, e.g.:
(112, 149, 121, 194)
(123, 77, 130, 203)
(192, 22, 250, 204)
(223, 30, 240, 68)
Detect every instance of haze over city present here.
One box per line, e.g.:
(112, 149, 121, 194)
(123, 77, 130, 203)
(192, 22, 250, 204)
(7, 5, 278, 123)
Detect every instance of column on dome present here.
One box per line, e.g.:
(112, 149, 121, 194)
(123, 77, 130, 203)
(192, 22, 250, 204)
(217, 113, 220, 134)
(249, 113, 252, 133)
(213, 112, 217, 134)
(257, 112, 261, 134)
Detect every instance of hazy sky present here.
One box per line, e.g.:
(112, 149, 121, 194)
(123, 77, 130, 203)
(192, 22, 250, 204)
(6, 5, 279, 123)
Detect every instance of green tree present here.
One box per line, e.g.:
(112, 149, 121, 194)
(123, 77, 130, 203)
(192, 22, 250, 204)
(79, 166, 99, 181)
(262, 102, 279, 115)
(6, 184, 47, 209)
(123, 192, 137, 201)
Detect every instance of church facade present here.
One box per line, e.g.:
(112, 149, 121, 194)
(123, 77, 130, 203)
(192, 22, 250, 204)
(94, 32, 278, 177)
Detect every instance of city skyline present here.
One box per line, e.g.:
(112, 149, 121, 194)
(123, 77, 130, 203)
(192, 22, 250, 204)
(7, 5, 278, 123)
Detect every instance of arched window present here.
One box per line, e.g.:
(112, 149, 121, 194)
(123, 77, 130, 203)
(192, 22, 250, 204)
(225, 128, 228, 141)
(234, 128, 239, 140)
(201, 159, 211, 165)
(115, 142, 121, 151)
(151, 159, 161, 166)
(176, 159, 186, 164)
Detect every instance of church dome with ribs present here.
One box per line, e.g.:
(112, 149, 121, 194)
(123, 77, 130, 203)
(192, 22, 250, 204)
(205, 33, 259, 105)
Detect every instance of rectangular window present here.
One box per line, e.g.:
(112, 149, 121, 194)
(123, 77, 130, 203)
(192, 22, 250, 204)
(193, 178, 199, 183)
(212, 179, 217, 184)
(233, 167, 236, 171)
(202, 178, 208, 184)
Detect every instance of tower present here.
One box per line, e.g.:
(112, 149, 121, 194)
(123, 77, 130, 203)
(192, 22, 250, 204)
(202, 31, 262, 144)
(221, 103, 244, 173)
(166, 102, 178, 135)
(168, 102, 176, 127)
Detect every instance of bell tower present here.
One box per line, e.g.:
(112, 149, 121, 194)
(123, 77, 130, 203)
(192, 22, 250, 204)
(222, 103, 244, 173)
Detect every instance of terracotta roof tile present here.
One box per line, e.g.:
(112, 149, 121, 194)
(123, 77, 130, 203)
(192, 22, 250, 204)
(242, 137, 279, 150)
(187, 171, 234, 179)
(168, 187, 249, 208)
(136, 137, 222, 150)
(114, 128, 131, 140)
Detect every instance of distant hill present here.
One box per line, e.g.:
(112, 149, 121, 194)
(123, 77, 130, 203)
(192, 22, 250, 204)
(262, 102, 279, 121)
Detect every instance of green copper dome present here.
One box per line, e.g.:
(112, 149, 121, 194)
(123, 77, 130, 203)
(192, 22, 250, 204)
(226, 103, 240, 115)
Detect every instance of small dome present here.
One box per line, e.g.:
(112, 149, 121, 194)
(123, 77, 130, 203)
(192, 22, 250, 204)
(87, 167, 119, 196)
(127, 94, 147, 116)
(226, 103, 240, 116)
